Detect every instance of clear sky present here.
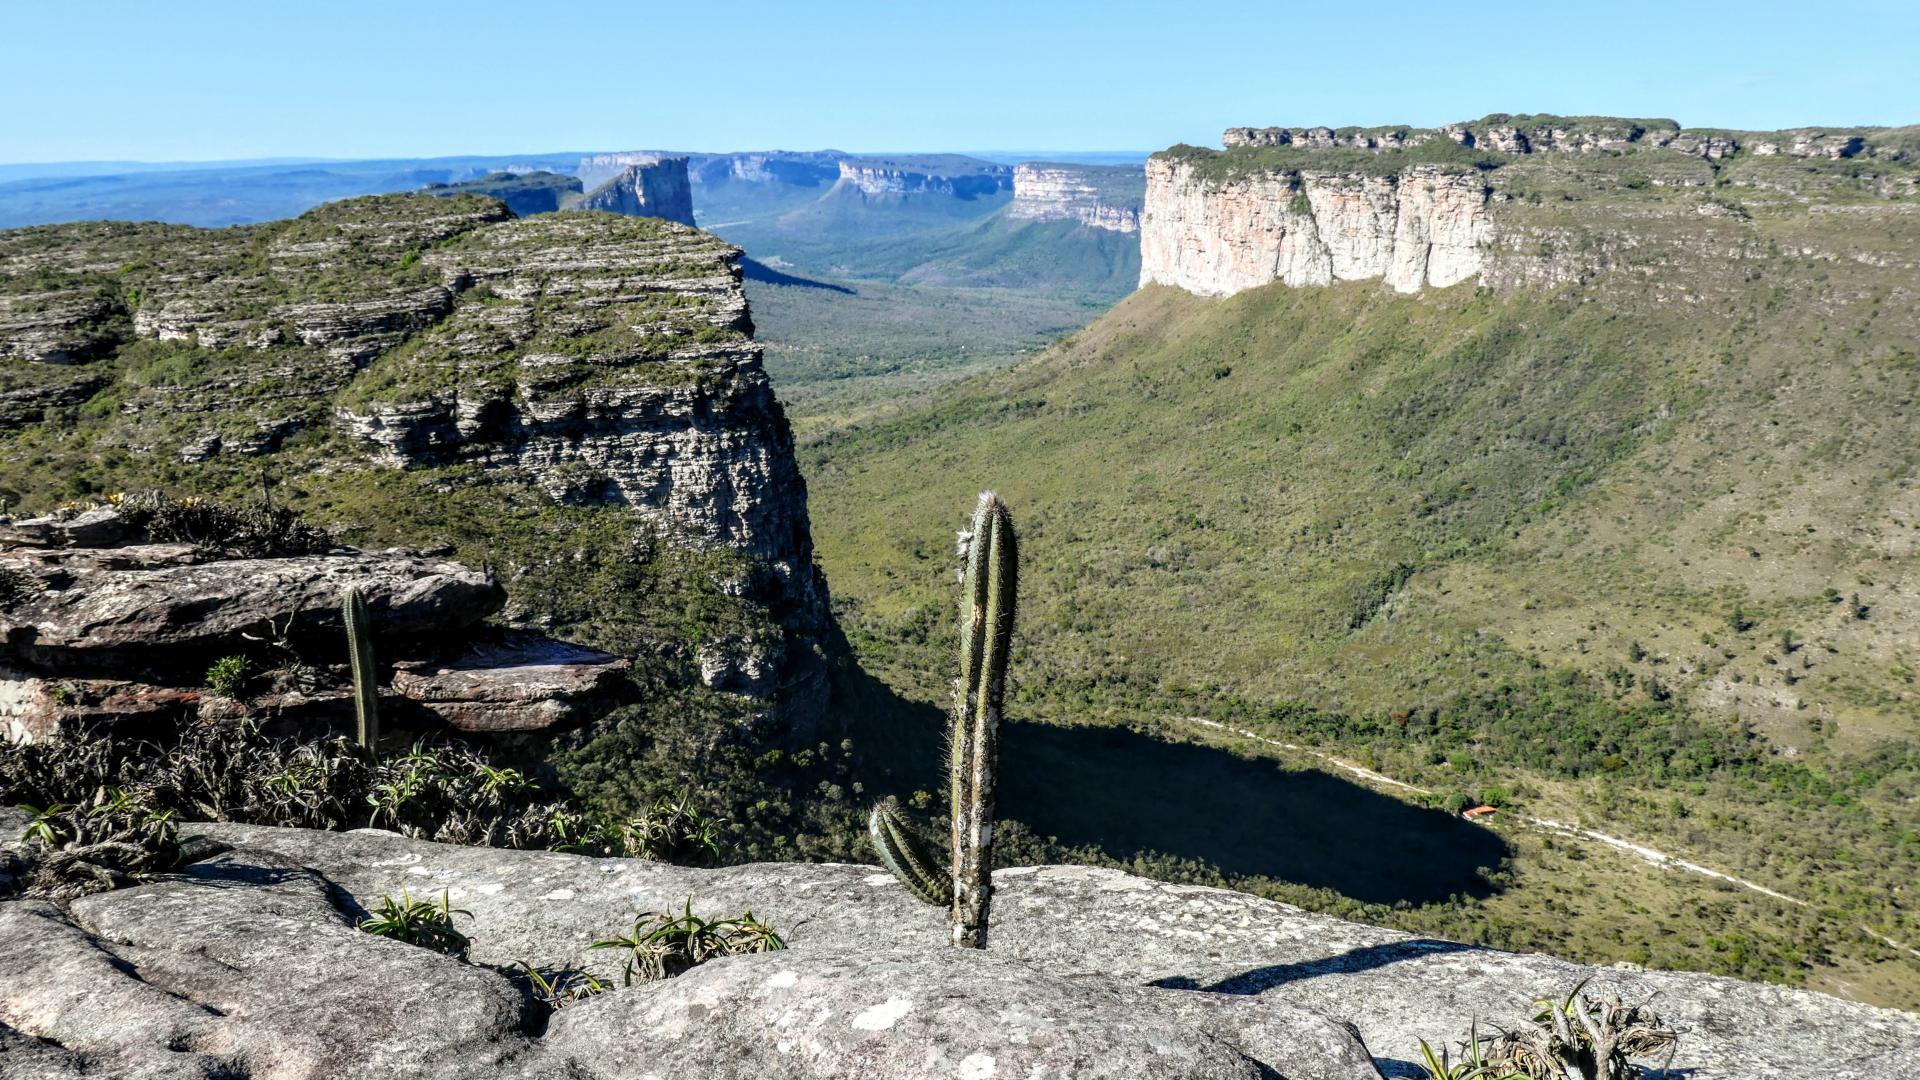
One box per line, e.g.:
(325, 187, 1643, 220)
(3, 0, 1916, 164)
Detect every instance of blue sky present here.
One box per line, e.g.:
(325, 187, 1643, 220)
(3, 0, 1916, 164)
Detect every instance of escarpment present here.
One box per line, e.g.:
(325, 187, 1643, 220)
(0, 193, 828, 709)
(831, 155, 1013, 200)
(1009, 162, 1144, 233)
(1145, 114, 1920, 297)
(574, 158, 697, 226)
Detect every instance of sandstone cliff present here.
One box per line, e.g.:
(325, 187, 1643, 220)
(1144, 114, 1920, 297)
(831, 155, 1013, 200)
(0, 194, 826, 708)
(1008, 162, 1144, 233)
(2, 815, 1912, 1078)
(574, 158, 697, 227)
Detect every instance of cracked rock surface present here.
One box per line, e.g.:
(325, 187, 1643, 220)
(0, 815, 1911, 1078)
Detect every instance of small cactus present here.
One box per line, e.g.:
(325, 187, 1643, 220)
(866, 492, 1018, 948)
(868, 797, 952, 907)
(950, 491, 1016, 948)
(343, 586, 379, 749)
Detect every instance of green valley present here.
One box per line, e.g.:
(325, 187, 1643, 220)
(800, 199, 1920, 1004)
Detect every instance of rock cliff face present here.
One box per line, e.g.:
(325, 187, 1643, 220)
(0, 194, 829, 708)
(1008, 163, 1144, 233)
(1145, 114, 1920, 298)
(574, 159, 696, 227)
(831, 155, 1012, 200)
(1142, 158, 1490, 295)
(2, 817, 1912, 1079)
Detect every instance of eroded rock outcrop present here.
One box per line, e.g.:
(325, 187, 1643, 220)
(1, 817, 1911, 1079)
(0, 511, 628, 741)
(1009, 163, 1144, 233)
(575, 159, 697, 227)
(0, 194, 831, 712)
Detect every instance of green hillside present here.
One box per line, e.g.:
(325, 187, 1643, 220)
(803, 264, 1920, 1003)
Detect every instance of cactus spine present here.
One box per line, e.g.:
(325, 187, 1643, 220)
(343, 586, 379, 749)
(868, 797, 953, 907)
(950, 491, 1016, 948)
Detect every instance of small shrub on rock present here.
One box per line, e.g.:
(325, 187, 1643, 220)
(359, 889, 472, 957)
(112, 488, 335, 557)
(2, 787, 181, 900)
(205, 655, 251, 698)
(589, 899, 786, 985)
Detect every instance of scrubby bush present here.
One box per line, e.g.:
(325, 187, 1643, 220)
(0, 720, 733, 863)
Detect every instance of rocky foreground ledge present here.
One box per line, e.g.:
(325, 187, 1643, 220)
(0, 817, 1913, 1079)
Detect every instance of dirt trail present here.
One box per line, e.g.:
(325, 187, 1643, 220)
(1179, 716, 1920, 959)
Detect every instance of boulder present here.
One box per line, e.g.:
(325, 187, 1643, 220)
(391, 633, 631, 732)
(0, 543, 504, 671)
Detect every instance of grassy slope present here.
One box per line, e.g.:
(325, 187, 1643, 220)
(747, 273, 1108, 440)
(802, 262, 1920, 1003)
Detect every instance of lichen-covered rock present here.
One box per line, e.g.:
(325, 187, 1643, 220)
(145, 823, 1920, 1079)
(541, 947, 1290, 1079)
(0, 850, 532, 1079)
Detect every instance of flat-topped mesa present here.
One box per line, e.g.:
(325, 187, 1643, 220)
(833, 155, 1013, 199)
(1008, 163, 1145, 233)
(574, 158, 696, 227)
(1144, 114, 1920, 298)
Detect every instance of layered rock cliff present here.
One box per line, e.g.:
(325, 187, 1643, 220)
(0, 194, 827, 708)
(574, 158, 696, 227)
(1008, 162, 1144, 233)
(831, 155, 1012, 200)
(1144, 114, 1920, 297)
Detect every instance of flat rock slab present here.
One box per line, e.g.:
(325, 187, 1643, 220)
(173, 823, 1920, 1079)
(0, 850, 532, 1079)
(0, 543, 503, 670)
(0, 507, 134, 550)
(392, 634, 630, 732)
(539, 946, 1282, 1079)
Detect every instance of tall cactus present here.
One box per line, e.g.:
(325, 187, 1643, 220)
(343, 586, 379, 750)
(950, 491, 1016, 948)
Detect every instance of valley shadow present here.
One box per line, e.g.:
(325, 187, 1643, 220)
(740, 256, 855, 294)
(828, 662, 1509, 908)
